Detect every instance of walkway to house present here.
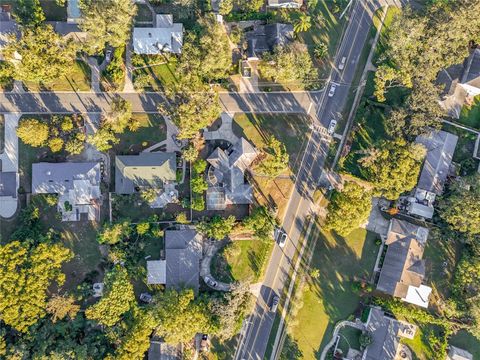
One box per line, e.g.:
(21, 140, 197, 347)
(203, 112, 239, 144)
(143, 116, 183, 153)
(86, 57, 102, 93)
(320, 320, 366, 360)
(123, 41, 135, 93)
(0, 113, 20, 218)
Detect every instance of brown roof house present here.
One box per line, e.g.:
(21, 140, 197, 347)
(376, 219, 432, 308)
(439, 48, 480, 118)
(364, 307, 417, 360)
(206, 138, 258, 210)
(147, 229, 202, 294)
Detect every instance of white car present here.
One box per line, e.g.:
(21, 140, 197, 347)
(328, 119, 337, 135)
(277, 231, 287, 248)
(338, 56, 347, 70)
(328, 83, 337, 97)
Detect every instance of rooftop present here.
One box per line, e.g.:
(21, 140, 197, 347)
(0, 171, 17, 197)
(447, 345, 473, 360)
(415, 130, 458, 195)
(133, 14, 183, 55)
(377, 219, 431, 306)
(115, 152, 176, 194)
(245, 23, 294, 59)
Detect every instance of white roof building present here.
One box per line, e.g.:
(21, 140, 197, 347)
(133, 14, 183, 55)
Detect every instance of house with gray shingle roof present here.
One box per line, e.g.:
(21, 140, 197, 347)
(267, 0, 302, 8)
(146, 229, 202, 294)
(439, 48, 480, 118)
(206, 138, 258, 210)
(447, 346, 473, 360)
(245, 23, 294, 60)
(32, 162, 101, 221)
(364, 307, 417, 360)
(376, 219, 432, 308)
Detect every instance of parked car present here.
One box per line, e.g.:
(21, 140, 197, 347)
(205, 276, 218, 288)
(139, 293, 153, 303)
(270, 295, 279, 312)
(328, 83, 337, 97)
(105, 48, 113, 64)
(275, 229, 287, 248)
(200, 334, 210, 352)
(338, 56, 347, 70)
(328, 119, 337, 135)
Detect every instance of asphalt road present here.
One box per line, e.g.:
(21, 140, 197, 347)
(0, 91, 319, 114)
(233, 1, 384, 359)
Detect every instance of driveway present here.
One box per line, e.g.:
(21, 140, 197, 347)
(0, 113, 20, 218)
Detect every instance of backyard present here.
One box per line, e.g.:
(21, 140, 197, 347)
(458, 95, 480, 129)
(287, 226, 379, 360)
(232, 113, 311, 219)
(23, 60, 91, 92)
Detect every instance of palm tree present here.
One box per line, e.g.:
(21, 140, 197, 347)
(293, 14, 312, 34)
(314, 42, 328, 60)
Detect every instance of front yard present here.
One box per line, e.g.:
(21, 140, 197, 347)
(458, 95, 480, 129)
(211, 240, 273, 283)
(24, 60, 91, 92)
(287, 226, 379, 360)
(232, 113, 311, 219)
(132, 55, 178, 91)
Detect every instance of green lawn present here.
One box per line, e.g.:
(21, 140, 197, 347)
(113, 113, 167, 155)
(232, 113, 311, 218)
(401, 324, 443, 360)
(24, 60, 91, 92)
(132, 57, 178, 91)
(449, 330, 480, 359)
(211, 240, 273, 283)
(288, 226, 379, 360)
(458, 96, 480, 129)
(337, 326, 362, 354)
(134, 3, 153, 23)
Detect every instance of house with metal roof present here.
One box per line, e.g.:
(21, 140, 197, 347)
(267, 0, 302, 8)
(0, 6, 19, 61)
(447, 346, 473, 360)
(415, 130, 458, 196)
(206, 138, 258, 210)
(133, 14, 183, 55)
(32, 162, 101, 221)
(245, 23, 294, 60)
(67, 0, 81, 23)
(364, 307, 416, 360)
(376, 219, 432, 308)
(146, 229, 202, 294)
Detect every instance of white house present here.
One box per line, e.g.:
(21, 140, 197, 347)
(133, 14, 183, 55)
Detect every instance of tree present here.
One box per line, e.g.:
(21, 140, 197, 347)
(2, 25, 76, 84)
(85, 266, 135, 327)
(310, 268, 320, 279)
(439, 175, 480, 235)
(46, 294, 80, 323)
(178, 16, 232, 82)
(65, 133, 86, 155)
(48, 137, 64, 153)
(243, 206, 277, 241)
(112, 308, 156, 360)
(13, 0, 45, 27)
(233, 0, 263, 12)
(324, 182, 373, 236)
(140, 187, 159, 203)
(87, 126, 119, 152)
(17, 118, 50, 147)
(176, 212, 189, 224)
(293, 14, 312, 33)
(359, 140, 426, 200)
(106, 97, 134, 133)
(260, 135, 289, 177)
(198, 215, 236, 240)
(258, 42, 316, 88)
(98, 220, 132, 245)
(359, 331, 373, 348)
(159, 84, 221, 139)
(152, 289, 215, 343)
(219, 0, 233, 15)
(192, 159, 207, 174)
(0, 241, 72, 332)
(210, 282, 254, 339)
(191, 176, 208, 194)
(313, 42, 328, 61)
(78, 0, 137, 54)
